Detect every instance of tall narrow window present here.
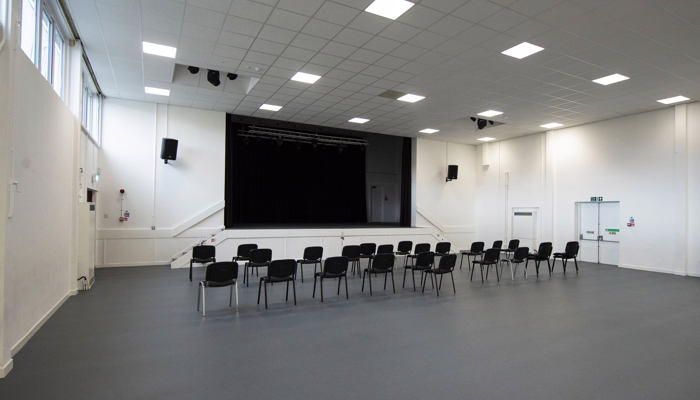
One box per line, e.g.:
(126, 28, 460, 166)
(39, 10, 52, 80)
(52, 33, 64, 95)
(20, 0, 37, 61)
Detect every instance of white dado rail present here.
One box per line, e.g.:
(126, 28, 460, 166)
(170, 227, 439, 269)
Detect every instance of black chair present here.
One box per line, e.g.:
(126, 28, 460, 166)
(471, 248, 501, 283)
(500, 239, 520, 259)
(376, 244, 394, 254)
(435, 241, 451, 255)
(405, 243, 430, 267)
(459, 241, 484, 270)
(492, 240, 503, 250)
(342, 245, 361, 276)
(244, 248, 272, 286)
(403, 251, 433, 291)
(525, 242, 553, 277)
(296, 246, 323, 283)
(197, 262, 238, 316)
(232, 243, 257, 263)
(258, 259, 297, 309)
(361, 253, 395, 295)
(395, 241, 413, 266)
(313, 256, 349, 302)
(422, 253, 457, 296)
(499, 247, 529, 280)
(359, 243, 377, 269)
(190, 245, 216, 281)
(552, 241, 580, 274)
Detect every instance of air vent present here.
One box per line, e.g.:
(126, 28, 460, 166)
(378, 89, 406, 99)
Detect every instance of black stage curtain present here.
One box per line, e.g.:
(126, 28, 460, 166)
(399, 137, 412, 227)
(225, 124, 367, 226)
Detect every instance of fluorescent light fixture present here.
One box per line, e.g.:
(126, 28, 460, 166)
(540, 122, 563, 129)
(291, 71, 321, 84)
(259, 104, 282, 111)
(501, 42, 544, 59)
(477, 110, 503, 117)
(419, 128, 439, 134)
(657, 95, 689, 105)
(592, 73, 629, 86)
(144, 86, 170, 96)
(397, 93, 425, 103)
(349, 117, 370, 124)
(477, 137, 495, 142)
(365, 0, 414, 20)
(142, 41, 177, 58)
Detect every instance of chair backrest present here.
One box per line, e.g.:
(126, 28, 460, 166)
(205, 262, 238, 282)
(565, 241, 579, 257)
(370, 253, 394, 271)
(414, 243, 431, 254)
(249, 248, 272, 264)
(359, 243, 376, 256)
(376, 244, 394, 254)
(397, 241, 413, 253)
(342, 245, 361, 259)
(537, 242, 553, 258)
(470, 241, 485, 252)
(267, 259, 296, 279)
(435, 241, 451, 254)
(323, 256, 348, 275)
(302, 246, 323, 261)
(193, 245, 215, 259)
(512, 247, 529, 262)
(492, 240, 503, 249)
(482, 248, 501, 263)
(237, 243, 258, 257)
(415, 252, 434, 269)
(438, 253, 457, 271)
(507, 239, 520, 251)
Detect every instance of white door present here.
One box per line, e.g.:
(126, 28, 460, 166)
(369, 185, 384, 223)
(576, 201, 620, 265)
(512, 208, 537, 249)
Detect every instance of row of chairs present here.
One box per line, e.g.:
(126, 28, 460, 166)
(194, 241, 457, 315)
(459, 240, 580, 283)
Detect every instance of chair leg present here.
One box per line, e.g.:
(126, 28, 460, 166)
(320, 276, 324, 303)
(300, 262, 304, 283)
(450, 272, 456, 294)
(202, 286, 206, 316)
(361, 270, 366, 292)
(189, 260, 193, 281)
(421, 272, 427, 293)
(495, 262, 500, 282)
(312, 274, 318, 298)
(459, 253, 464, 269)
(344, 275, 349, 299)
(292, 279, 296, 305)
(234, 283, 239, 311)
(368, 270, 373, 296)
(412, 269, 417, 291)
(435, 274, 440, 297)
(337, 276, 341, 295)
(257, 279, 262, 304)
(480, 265, 485, 283)
(470, 262, 476, 281)
(383, 271, 388, 290)
(574, 258, 579, 273)
(264, 281, 268, 309)
(402, 267, 408, 288)
(562, 259, 567, 274)
(197, 282, 202, 312)
(486, 264, 490, 280)
(390, 270, 395, 293)
(535, 260, 540, 276)
(286, 280, 290, 301)
(229, 286, 233, 307)
(547, 259, 552, 277)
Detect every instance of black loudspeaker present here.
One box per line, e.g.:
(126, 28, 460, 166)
(161, 138, 178, 164)
(446, 165, 458, 182)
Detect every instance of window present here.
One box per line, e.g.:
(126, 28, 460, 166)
(81, 68, 102, 144)
(19, 0, 67, 97)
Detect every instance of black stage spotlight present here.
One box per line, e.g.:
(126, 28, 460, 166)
(207, 70, 221, 86)
(227, 73, 238, 80)
(187, 66, 199, 74)
(477, 118, 488, 130)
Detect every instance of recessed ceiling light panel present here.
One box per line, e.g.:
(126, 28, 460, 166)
(592, 73, 629, 86)
(397, 93, 425, 103)
(477, 137, 496, 142)
(657, 95, 689, 105)
(365, 0, 414, 20)
(501, 42, 544, 59)
(477, 110, 503, 117)
(419, 128, 439, 134)
(142, 41, 177, 58)
(291, 71, 321, 84)
(349, 117, 369, 124)
(540, 122, 563, 129)
(259, 104, 282, 111)
(144, 86, 170, 96)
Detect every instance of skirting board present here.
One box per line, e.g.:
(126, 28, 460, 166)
(97, 262, 171, 268)
(619, 263, 686, 276)
(10, 289, 76, 358)
(0, 358, 13, 378)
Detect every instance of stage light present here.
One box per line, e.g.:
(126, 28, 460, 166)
(187, 66, 199, 74)
(227, 73, 238, 80)
(207, 70, 221, 86)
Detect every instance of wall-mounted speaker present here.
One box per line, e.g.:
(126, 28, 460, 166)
(446, 165, 458, 182)
(161, 138, 178, 164)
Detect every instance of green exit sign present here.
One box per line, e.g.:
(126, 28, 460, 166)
(590, 196, 604, 202)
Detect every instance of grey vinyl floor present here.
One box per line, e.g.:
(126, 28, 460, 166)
(1, 259, 699, 400)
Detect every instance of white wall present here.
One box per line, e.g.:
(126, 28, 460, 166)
(0, 0, 12, 376)
(416, 138, 477, 248)
(687, 102, 700, 276)
(475, 105, 699, 276)
(98, 99, 225, 266)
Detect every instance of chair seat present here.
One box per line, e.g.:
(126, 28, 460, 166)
(395, 251, 410, 255)
(365, 268, 391, 274)
(193, 257, 215, 263)
(552, 252, 570, 257)
(460, 250, 482, 255)
(262, 276, 292, 283)
(202, 279, 236, 288)
(426, 268, 450, 275)
(315, 271, 345, 278)
(405, 264, 431, 270)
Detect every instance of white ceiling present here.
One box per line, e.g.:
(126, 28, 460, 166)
(65, 0, 700, 143)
